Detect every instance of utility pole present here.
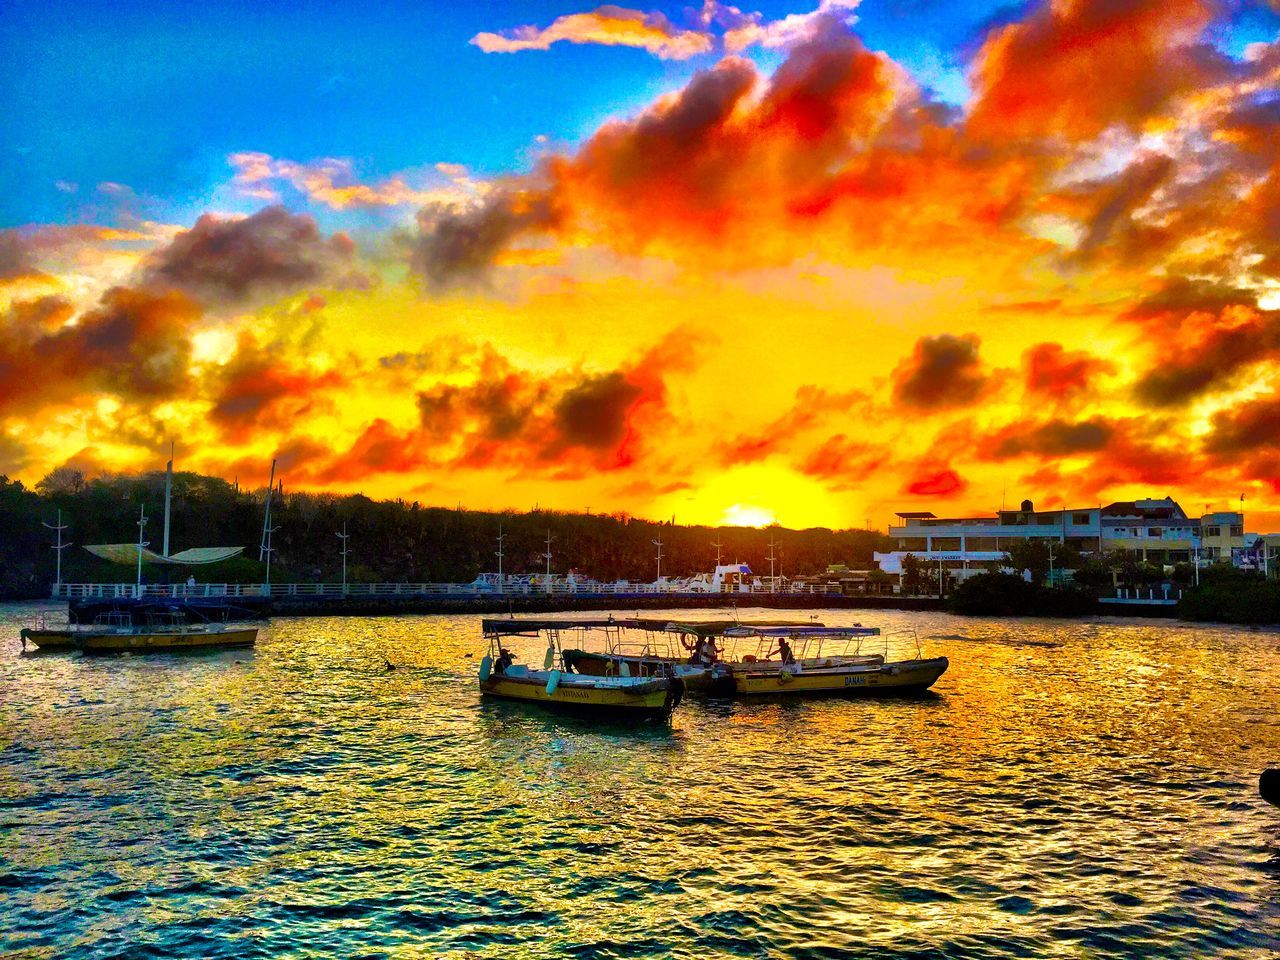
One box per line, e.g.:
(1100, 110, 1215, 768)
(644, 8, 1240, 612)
(135, 504, 149, 591)
(653, 534, 664, 582)
(496, 523, 505, 594)
(544, 529, 554, 593)
(43, 509, 71, 594)
(336, 521, 350, 594)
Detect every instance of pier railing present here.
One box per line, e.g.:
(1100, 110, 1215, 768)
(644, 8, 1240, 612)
(51, 581, 844, 601)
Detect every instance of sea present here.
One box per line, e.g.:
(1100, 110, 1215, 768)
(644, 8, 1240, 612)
(2, 602, 1278, 959)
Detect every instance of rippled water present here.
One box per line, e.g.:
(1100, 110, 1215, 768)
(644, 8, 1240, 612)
(3, 603, 1280, 959)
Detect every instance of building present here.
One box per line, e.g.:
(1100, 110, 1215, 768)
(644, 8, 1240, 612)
(874, 496, 1246, 581)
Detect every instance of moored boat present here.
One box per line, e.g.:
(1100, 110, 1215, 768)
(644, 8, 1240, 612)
(20, 610, 258, 654)
(479, 618, 684, 720)
(709, 625, 947, 696)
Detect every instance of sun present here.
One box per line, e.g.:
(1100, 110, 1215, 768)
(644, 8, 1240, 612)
(657, 463, 848, 529)
(720, 503, 777, 527)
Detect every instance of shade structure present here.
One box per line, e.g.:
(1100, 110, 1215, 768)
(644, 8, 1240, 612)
(85, 544, 245, 565)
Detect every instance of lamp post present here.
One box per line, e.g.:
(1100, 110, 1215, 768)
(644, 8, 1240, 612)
(135, 504, 149, 594)
(43, 510, 71, 595)
(336, 521, 350, 594)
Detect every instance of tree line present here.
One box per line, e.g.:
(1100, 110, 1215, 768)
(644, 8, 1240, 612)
(0, 468, 892, 600)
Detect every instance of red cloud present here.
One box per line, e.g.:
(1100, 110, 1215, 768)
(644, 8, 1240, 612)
(905, 468, 967, 496)
(1024, 342, 1115, 399)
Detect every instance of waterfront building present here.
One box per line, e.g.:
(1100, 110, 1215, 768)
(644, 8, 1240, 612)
(874, 496, 1247, 581)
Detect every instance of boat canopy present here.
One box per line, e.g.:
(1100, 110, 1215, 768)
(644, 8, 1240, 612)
(84, 544, 245, 565)
(481, 617, 829, 638)
(722, 625, 881, 637)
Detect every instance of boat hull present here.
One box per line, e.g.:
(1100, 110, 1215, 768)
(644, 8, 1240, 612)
(480, 673, 678, 719)
(21, 627, 258, 653)
(19, 629, 76, 651)
(730, 656, 949, 696)
(561, 649, 714, 690)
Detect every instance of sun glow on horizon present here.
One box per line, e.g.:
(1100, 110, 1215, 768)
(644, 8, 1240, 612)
(720, 503, 777, 527)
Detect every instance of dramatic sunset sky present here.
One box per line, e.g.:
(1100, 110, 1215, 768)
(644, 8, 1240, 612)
(3, 0, 1280, 530)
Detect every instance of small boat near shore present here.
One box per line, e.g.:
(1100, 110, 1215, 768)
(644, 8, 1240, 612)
(479, 619, 684, 720)
(20, 610, 258, 654)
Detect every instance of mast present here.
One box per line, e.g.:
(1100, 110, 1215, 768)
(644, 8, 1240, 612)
(260, 459, 278, 588)
(259, 459, 276, 562)
(766, 535, 778, 591)
(652, 534, 663, 582)
(712, 535, 723, 568)
(162, 440, 174, 557)
(43, 509, 71, 593)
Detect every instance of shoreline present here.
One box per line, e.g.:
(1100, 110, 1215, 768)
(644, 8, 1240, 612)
(43, 592, 1185, 619)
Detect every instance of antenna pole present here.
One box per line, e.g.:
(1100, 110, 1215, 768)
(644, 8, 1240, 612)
(43, 509, 71, 593)
(653, 534, 664, 582)
(712, 535, 723, 568)
(766, 535, 778, 592)
(336, 521, 351, 594)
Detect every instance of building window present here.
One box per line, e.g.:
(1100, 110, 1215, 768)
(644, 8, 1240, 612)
(1073, 513, 1091, 525)
(1204, 525, 1220, 537)
(1149, 527, 1162, 537)
(1231, 525, 1243, 536)
(1036, 514, 1057, 524)
(932, 538, 961, 551)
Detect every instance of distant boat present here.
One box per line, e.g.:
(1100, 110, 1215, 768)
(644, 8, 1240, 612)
(21, 610, 257, 654)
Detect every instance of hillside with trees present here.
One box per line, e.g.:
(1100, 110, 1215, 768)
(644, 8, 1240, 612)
(0, 468, 892, 600)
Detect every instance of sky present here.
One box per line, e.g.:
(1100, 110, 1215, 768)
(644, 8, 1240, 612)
(3, 0, 1280, 532)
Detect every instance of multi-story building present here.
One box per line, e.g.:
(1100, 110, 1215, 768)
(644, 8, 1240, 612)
(874, 496, 1246, 581)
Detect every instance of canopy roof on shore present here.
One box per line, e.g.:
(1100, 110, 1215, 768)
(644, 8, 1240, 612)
(481, 617, 827, 637)
(85, 544, 245, 565)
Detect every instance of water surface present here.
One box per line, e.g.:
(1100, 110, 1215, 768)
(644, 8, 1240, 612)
(2, 604, 1279, 958)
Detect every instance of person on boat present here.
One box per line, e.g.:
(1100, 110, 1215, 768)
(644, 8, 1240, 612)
(495, 647, 515, 674)
(695, 637, 719, 667)
(770, 637, 796, 665)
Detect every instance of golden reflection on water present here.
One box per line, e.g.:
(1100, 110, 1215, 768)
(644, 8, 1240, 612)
(2, 604, 1279, 958)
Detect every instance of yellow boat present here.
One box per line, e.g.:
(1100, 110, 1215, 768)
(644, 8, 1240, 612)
(479, 618, 684, 720)
(20, 611, 258, 654)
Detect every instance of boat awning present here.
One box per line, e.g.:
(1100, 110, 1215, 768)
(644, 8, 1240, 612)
(85, 544, 245, 565)
(723, 625, 881, 637)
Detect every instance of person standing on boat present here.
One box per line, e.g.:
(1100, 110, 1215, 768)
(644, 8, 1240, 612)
(695, 637, 719, 667)
(495, 647, 515, 674)
(769, 637, 796, 665)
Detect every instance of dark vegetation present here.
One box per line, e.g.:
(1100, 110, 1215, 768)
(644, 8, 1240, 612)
(1176, 566, 1280, 624)
(0, 468, 892, 600)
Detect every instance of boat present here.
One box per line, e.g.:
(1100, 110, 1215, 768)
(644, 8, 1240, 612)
(559, 619, 946, 697)
(479, 619, 684, 720)
(20, 609, 258, 654)
(709, 625, 948, 696)
(560, 618, 821, 691)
